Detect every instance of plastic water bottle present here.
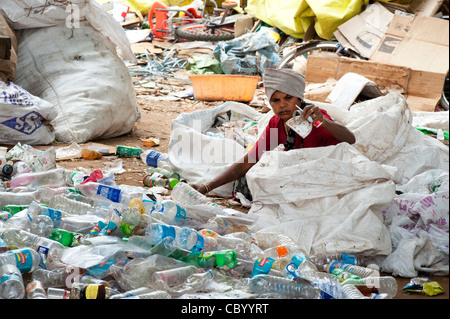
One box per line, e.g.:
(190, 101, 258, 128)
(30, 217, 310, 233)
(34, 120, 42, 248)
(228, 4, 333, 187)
(309, 253, 369, 271)
(140, 150, 170, 168)
(47, 287, 70, 299)
(75, 182, 129, 204)
(338, 283, 367, 299)
(341, 276, 398, 298)
(108, 287, 153, 299)
(145, 223, 204, 252)
(0, 190, 39, 206)
(248, 274, 321, 299)
(152, 265, 201, 287)
(171, 182, 212, 206)
(48, 194, 93, 216)
(0, 229, 65, 263)
(0, 248, 42, 273)
(110, 288, 171, 299)
(31, 268, 70, 289)
(159, 199, 187, 223)
(26, 280, 48, 299)
(0, 264, 25, 299)
(120, 207, 142, 235)
(325, 261, 378, 278)
(9, 168, 66, 189)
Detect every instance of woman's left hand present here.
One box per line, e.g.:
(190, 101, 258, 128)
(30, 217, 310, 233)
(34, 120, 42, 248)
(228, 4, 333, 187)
(302, 104, 324, 124)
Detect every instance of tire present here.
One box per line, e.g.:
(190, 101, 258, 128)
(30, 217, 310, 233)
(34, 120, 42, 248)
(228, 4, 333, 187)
(276, 40, 364, 69)
(174, 23, 235, 42)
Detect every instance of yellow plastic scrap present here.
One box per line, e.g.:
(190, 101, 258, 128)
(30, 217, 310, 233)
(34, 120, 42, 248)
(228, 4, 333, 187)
(304, 0, 368, 40)
(245, 0, 370, 40)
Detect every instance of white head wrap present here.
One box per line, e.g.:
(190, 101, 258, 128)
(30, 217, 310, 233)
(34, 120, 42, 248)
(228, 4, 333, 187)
(263, 68, 306, 101)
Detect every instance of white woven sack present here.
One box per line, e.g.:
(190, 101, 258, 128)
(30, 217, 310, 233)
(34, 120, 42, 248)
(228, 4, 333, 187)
(14, 21, 141, 143)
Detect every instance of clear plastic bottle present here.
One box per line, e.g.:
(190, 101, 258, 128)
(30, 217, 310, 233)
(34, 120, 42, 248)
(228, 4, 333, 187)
(0, 247, 42, 273)
(159, 199, 187, 224)
(205, 216, 235, 235)
(325, 261, 378, 278)
(0, 228, 65, 264)
(48, 194, 93, 215)
(36, 186, 68, 204)
(31, 267, 69, 289)
(199, 229, 250, 254)
(171, 182, 212, 206)
(2, 211, 53, 238)
(0, 190, 38, 206)
(140, 150, 170, 168)
(10, 168, 66, 189)
(152, 265, 201, 287)
(0, 264, 25, 299)
(110, 288, 172, 299)
(248, 274, 321, 299)
(145, 223, 204, 252)
(109, 287, 154, 299)
(47, 287, 70, 299)
(26, 280, 48, 299)
(309, 253, 369, 271)
(338, 283, 367, 299)
(289, 252, 342, 299)
(87, 208, 122, 237)
(120, 207, 142, 235)
(143, 172, 168, 188)
(341, 276, 398, 298)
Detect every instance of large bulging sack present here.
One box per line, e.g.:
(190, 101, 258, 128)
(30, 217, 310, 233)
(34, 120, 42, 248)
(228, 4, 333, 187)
(14, 21, 141, 143)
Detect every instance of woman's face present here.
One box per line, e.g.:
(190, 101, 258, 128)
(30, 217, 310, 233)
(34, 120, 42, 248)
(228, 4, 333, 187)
(269, 91, 302, 122)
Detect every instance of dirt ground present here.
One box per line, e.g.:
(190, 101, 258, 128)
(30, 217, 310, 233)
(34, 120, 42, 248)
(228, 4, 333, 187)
(2, 67, 449, 300)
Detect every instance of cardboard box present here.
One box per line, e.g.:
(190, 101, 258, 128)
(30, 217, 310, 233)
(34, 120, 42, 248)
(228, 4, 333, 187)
(378, 0, 445, 17)
(305, 55, 446, 112)
(370, 14, 449, 74)
(334, 2, 394, 58)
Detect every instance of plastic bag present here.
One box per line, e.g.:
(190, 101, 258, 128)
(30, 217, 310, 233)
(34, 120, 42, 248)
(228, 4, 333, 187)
(244, 0, 367, 39)
(213, 31, 280, 75)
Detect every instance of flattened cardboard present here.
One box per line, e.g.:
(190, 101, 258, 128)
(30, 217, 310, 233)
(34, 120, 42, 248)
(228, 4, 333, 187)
(370, 14, 449, 75)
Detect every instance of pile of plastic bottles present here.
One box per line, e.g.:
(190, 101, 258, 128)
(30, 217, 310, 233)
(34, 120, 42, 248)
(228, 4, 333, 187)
(0, 144, 398, 299)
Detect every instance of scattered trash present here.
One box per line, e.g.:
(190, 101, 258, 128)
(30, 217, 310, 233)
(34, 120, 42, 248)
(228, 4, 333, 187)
(1, 0, 448, 302)
(402, 277, 445, 296)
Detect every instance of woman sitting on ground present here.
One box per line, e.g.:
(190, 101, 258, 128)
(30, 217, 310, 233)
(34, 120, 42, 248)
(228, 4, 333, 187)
(191, 68, 356, 201)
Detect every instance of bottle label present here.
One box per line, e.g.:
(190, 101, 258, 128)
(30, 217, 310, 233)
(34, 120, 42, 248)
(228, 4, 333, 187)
(341, 254, 357, 265)
(291, 252, 310, 267)
(84, 284, 99, 299)
(251, 257, 275, 278)
(328, 261, 343, 273)
(13, 249, 35, 273)
(175, 205, 187, 220)
(36, 245, 50, 259)
(97, 185, 121, 203)
(275, 245, 288, 258)
(42, 207, 62, 228)
(120, 222, 139, 235)
(0, 273, 23, 285)
(145, 151, 161, 167)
